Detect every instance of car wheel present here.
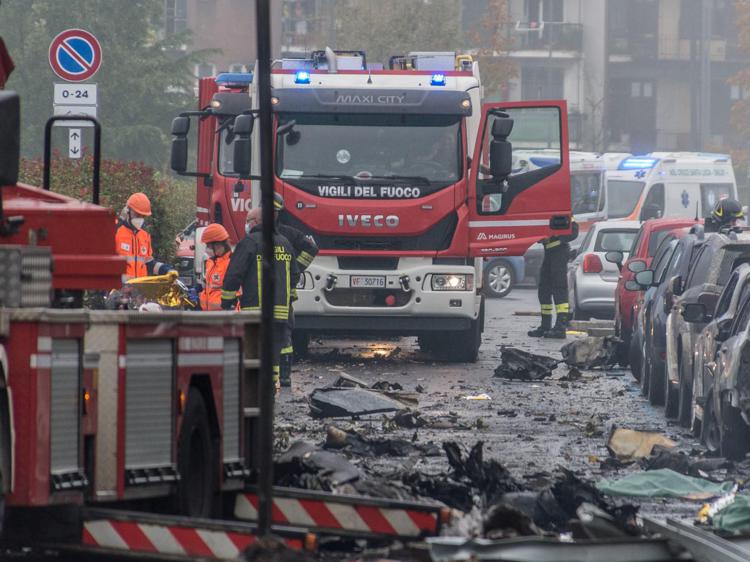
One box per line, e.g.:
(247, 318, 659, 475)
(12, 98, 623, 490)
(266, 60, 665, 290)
(720, 398, 750, 461)
(572, 287, 589, 321)
(648, 354, 665, 406)
(677, 354, 693, 428)
(664, 365, 679, 419)
(701, 391, 721, 454)
(483, 260, 514, 299)
(431, 299, 483, 363)
(629, 335, 641, 382)
(640, 339, 650, 397)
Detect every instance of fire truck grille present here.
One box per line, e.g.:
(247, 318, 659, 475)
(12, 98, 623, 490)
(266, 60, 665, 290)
(281, 212, 458, 252)
(325, 288, 412, 307)
(50, 339, 82, 478)
(0, 246, 52, 307)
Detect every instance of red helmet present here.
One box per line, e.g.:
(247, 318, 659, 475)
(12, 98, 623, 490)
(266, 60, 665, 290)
(127, 192, 152, 216)
(201, 223, 230, 244)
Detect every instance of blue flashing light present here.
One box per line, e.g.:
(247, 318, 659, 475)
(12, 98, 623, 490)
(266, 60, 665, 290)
(431, 73, 447, 86)
(295, 71, 311, 84)
(618, 157, 659, 171)
(215, 72, 254, 87)
(530, 156, 560, 168)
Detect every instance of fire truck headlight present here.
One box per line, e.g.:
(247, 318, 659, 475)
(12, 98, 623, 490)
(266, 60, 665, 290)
(461, 99, 471, 110)
(431, 274, 473, 291)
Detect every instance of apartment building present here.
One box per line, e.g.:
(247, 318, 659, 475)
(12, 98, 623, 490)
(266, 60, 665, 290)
(465, 0, 744, 154)
(163, 0, 283, 77)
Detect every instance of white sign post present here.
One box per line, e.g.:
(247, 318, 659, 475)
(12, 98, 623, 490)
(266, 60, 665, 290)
(68, 128, 81, 159)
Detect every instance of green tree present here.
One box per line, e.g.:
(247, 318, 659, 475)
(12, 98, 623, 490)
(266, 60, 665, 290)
(334, 0, 463, 65)
(0, 0, 209, 169)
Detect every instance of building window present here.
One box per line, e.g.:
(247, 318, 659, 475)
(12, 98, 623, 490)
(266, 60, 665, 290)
(165, 0, 188, 35)
(521, 67, 564, 100)
(630, 81, 654, 98)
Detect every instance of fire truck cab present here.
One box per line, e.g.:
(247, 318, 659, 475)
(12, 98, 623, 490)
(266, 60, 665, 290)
(171, 50, 572, 362)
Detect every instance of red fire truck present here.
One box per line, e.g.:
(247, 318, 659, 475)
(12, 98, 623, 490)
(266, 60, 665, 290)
(0, 90, 264, 535)
(172, 50, 572, 362)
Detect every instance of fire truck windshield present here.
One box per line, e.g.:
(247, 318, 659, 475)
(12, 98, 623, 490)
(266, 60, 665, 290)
(275, 113, 462, 195)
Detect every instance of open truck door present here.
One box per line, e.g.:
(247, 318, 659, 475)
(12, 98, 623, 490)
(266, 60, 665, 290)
(468, 101, 572, 257)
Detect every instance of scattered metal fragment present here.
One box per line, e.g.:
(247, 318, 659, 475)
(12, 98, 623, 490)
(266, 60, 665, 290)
(309, 387, 410, 418)
(494, 348, 560, 381)
(560, 336, 622, 369)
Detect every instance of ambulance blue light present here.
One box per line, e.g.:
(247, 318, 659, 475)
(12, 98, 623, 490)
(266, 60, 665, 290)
(295, 71, 311, 84)
(215, 72, 253, 87)
(431, 73, 447, 86)
(618, 157, 658, 170)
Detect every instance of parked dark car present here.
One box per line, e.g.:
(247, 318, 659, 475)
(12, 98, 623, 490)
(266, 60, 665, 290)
(699, 284, 750, 459)
(628, 236, 683, 384)
(685, 264, 750, 439)
(614, 218, 699, 361)
(664, 232, 750, 425)
(633, 229, 705, 405)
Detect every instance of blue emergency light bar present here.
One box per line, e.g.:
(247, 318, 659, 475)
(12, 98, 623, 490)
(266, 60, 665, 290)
(295, 71, 311, 84)
(618, 157, 659, 170)
(215, 72, 254, 87)
(431, 73, 447, 86)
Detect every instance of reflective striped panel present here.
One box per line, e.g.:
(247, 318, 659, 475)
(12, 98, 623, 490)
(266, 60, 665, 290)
(50, 339, 81, 474)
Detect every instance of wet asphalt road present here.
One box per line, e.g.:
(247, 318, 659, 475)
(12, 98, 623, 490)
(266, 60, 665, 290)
(277, 287, 709, 522)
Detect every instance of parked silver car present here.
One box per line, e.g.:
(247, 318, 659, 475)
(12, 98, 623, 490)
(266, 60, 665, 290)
(568, 221, 641, 319)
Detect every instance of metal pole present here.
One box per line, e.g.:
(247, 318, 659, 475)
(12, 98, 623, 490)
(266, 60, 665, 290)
(700, 0, 713, 150)
(255, 0, 275, 538)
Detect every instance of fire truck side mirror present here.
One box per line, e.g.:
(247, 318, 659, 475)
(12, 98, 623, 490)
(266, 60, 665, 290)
(170, 117, 190, 174)
(489, 116, 513, 181)
(232, 114, 254, 179)
(0, 92, 20, 186)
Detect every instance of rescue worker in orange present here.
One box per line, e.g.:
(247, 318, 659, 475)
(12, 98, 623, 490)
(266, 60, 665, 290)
(198, 223, 235, 311)
(115, 193, 172, 281)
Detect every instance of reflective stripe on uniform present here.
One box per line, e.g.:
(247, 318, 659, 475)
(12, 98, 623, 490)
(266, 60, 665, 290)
(544, 240, 561, 249)
(556, 303, 570, 313)
(541, 304, 554, 315)
(297, 251, 313, 267)
(221, 290, 237, 300)
(280, 346, 294, 355)
(241, 306, 260, 311)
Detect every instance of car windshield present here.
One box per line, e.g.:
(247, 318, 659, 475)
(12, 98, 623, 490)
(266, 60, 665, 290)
(607, 180, 645, 219)
(595, 229, 638, 252)
(275, 112, 462, 183)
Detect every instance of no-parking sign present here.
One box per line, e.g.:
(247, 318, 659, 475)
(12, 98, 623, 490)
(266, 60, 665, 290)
(48, 29, 102, 82)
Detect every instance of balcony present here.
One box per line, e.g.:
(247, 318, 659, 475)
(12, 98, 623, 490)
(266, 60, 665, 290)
(610, 35, 744, 64)
(503, 22, 583, 54)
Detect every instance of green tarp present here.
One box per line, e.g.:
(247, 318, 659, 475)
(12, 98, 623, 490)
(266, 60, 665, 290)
(713, 495, 750, 533)
(597, 469, 735, 500)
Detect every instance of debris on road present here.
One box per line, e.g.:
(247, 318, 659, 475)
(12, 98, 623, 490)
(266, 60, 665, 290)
(642, 446, 730, 478)
(560, 336, 622, 369)
(493, 347, 560, 381)
(607, 428, 677, 461)
(324, 425, 441, 457)
(309, 387, 409, 417)
(463, 393, 491, 400)
(276, 441, 361, 490)
(597, 469, 735, 500)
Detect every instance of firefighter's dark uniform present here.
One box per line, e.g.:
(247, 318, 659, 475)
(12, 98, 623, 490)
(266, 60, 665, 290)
(529, 220, 579, 339)
(278, 223, 318, 387)
(220, 226, 298, 387)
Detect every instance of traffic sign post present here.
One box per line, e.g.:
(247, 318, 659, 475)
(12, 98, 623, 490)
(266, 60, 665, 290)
(49, 29, 101, 137)
(69, 129, 81, 159)
(48, 29, 102, 82)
